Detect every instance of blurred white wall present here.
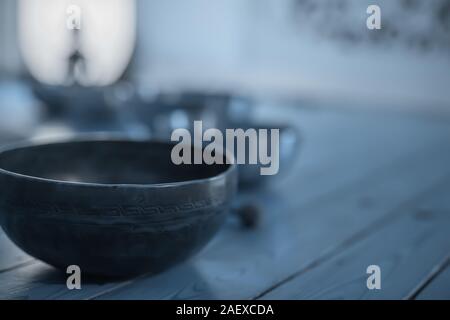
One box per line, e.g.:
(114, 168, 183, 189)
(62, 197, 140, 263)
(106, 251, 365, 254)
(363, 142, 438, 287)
(1, 0, 450, 110)
(135, 0, 450, 110)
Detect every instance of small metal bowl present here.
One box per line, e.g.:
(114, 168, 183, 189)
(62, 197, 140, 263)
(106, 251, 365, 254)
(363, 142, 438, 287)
(0, 138, 237, 277)
(233, 122, 301, 188)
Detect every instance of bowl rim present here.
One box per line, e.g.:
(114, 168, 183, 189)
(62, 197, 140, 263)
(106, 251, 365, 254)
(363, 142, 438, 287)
(0, 135, 237, 189)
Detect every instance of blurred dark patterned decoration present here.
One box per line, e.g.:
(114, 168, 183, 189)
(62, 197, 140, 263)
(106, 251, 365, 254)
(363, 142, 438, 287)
(292, 0, 450, 51)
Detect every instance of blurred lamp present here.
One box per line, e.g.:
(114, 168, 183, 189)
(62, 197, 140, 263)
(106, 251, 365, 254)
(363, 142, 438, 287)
(18, 0, 136, 86)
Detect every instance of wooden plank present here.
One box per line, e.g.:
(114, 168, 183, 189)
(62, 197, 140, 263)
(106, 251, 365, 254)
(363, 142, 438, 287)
(0, 109, 449, 299)
(260, 179, 450, 300)
(78, 111, 450, 298)
(95, 143, 450, 299)
(0, 261, 140, 300)
(415, 258, 450, 300)
(0, 108, 444, 272)
(405, 187, 450, 300)
(0, 109, 397, 295)
(272, 108, 450, 204)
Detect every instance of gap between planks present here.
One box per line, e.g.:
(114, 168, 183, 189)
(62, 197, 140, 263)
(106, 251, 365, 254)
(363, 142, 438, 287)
(253, 173, 450, 299)
(406, 254, 450, 300)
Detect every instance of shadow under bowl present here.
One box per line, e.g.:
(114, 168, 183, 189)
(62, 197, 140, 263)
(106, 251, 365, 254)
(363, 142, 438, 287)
(0, 138, 237, 277)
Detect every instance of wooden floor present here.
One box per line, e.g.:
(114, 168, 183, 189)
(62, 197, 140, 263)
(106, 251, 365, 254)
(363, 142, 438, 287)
(1, 105, 450, 300)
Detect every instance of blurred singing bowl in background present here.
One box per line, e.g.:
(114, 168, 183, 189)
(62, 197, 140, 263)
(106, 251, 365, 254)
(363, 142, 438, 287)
(132, 91, 301, 188)
(234, 122, 301, 188)
(32, 84, 121, 132)
(133, 91, 254, 139)
(0, 138, 237, 277)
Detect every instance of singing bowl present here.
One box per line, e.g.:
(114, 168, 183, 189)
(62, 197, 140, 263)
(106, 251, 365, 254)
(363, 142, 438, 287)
(133, 91, 254, 140)
(0, 138, 237, 277)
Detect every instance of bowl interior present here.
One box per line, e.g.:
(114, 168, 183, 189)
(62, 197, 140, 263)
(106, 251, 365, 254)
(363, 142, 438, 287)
(0, 140, 230, 185)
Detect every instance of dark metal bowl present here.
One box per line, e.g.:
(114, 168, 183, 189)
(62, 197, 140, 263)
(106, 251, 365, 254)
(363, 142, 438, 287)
(0, 138, 237, 277)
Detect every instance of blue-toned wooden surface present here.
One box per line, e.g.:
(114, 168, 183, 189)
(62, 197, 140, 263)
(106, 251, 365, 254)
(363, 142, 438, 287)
(1, 105, 450, 300)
